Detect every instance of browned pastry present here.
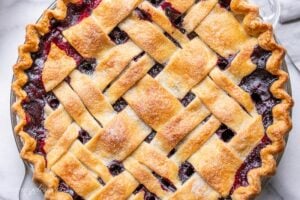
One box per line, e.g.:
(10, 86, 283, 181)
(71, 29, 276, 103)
(12, 0, 293, 199)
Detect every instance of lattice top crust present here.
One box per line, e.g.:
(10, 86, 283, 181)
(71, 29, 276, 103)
(12, 0, 292, 199)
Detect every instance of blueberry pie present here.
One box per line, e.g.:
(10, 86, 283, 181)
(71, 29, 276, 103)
(12, 0, 293, 199)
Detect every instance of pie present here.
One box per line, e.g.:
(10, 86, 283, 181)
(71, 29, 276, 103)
(12, 0, 293, 199)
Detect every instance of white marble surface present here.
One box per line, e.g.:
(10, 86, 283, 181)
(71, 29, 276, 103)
(0, 0, 299, 199)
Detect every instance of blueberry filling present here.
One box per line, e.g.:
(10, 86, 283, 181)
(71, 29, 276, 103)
(145, 130, 157, 143)
(109, 27, 129, 45)
(50, 0, 102, 30)
(134, 185, 160, 200)
(135, 8, 153, 22)
(113, 98, 128, 112)
(45, 92, 60, 109)
(180, 92, 196, 107)
(240, 46, 279, 129)
(147, 0, 164, 7)
(148, 63, 165, 77)
(108, 160, 125, 176)
(232, 135, 271, 192)
(187, 31, 198, 40)
(22, 0, 99, 157)
(179, 161, 195, 183)
(160, 2, 186, 33)
(77, 59, 97, 75)
(251, 46, 272, 69)
(217, 54, 236, 70)
(152, 172, 177, 192)
(78, 130, 92, 144)
(58, 180, 84, 200)
(231, 46, 280, 193)
(218, 0, 232, 10)
(216, 124, 235, 142)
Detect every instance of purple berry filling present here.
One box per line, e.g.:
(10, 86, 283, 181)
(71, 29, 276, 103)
(78, 130, 92, 144)
(160, 2, 186, 33)
(45, 92, 60, 109)
(108, 160, 125, 176)
(147, 0, 163, 7)
(136, 8, 153, 22)
(148, 63, 165, 77)
(180, 92, 196, 107)
(232, 135, 271, 192)
(145, 130, 157, 143)
(230, 46, 280, 193)
(51, 0, 102, 30)
(179, 161, 195, 183)
(134, 185, 160, 200)
(112, 98, 128, 112)
(187, 31, 198, 40)
(58, 180, 84, 200)
(153, 172, 177, 192)
(240, 46, 279, 129)
(109, 27, 129, 45)
(219, 0, 232, 10)
(77, 59, 97, 75)
(216, 124, 235, 142)
(22, 0, 101, 156)
(217, 54, 236, 70)
(167, 148, 176, 157)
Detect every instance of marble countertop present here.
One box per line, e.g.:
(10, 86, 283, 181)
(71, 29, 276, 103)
(0, 0, 299, 199)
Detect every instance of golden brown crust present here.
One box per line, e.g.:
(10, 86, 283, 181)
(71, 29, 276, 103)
(93, 41, 142, 90)
(170, 174, 220, 200)
(133, 142, 179, 182)
(165, 0, 194, 13)
(124, 157, 169, 198)
(190, 136, 243, 196)
(153, 98, 210, 152)
(104, 54, 154, 104)
(196, 4, 250, 58)
(120, 13, 178, 64)
(124, 75, 183, 130)
(89, 171, 139, 200)
(69, 70, 116, 126)
(229, 0, 293, 199)
(93, 0, 142, 33)
(44, 105, 72, 153)
(12, 0, 293, 199)
(86, 107, 150, 162)
(42, 43, 77, 92)
(12, 1, 77, 199)
(139, 1, 189, 45)
(62, 16, 114, 59)
(183, 0, 218, 32)
(51, 152, 102, 198)
(156, 38, 217, 98)
(53, 82, 102, 136)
